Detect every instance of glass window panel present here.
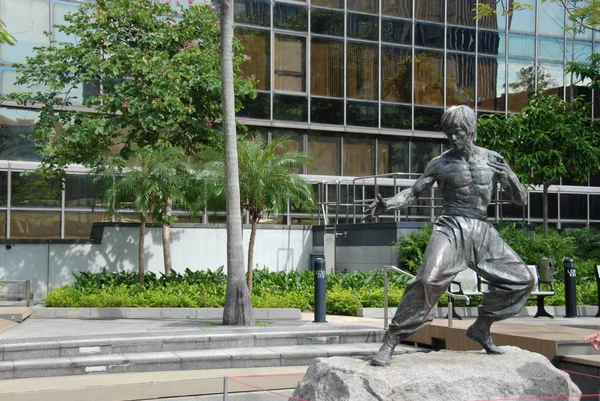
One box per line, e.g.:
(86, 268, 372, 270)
(478, 57, 506, 112)
(64, 211, 110, 239)
(11, 210, 60, 239)
(591, 172, 600, 187)
(382, 0, 412, 18)
(347, 42, 378, 101)
(312, 0, 343, 9)
(382, 46, 411, 103)
(508, 0, 535, 34)
(567, 42, 593, 64)
(273, 94, 307, 121)
(0, 171, 6, 206)
(236, 28, 270, 91)
(53, 1, 78, 43)
(595, 88, 600, 120)
(539, 1, 565, 38)
(0, 211, 6, 238)
(65, 174, 105, 209)
(381, 18, 411, 45)
(311, 38, 343, 97)
(271, 129, 304, 173)
(347, 0, 378, 14)
(507, 60, 534, 112)
(591, 196, 600, 220)
(307, 133, 340, 175)
(347, 101, 378, 127)
(234, 0, 270, 27)
(560, 194, 587, 220)
(447, 26, 476, 52)
(11, 172, 61, 208)
(415, 0, 443, 23)
(0, 0, 50, 64)
(238, 91, 270, 119)
(537, 38, 565, 61)
(381, 103, 411, 130)
(311, 8, 344, 36)
(311, 97, 344, 125)
(508, 35, 535, 59)
(415, 23, 444, 49)
(537, 63, 564, 95)
(343, 135, 374, 176)
(567, 21, 593, 42)
(414, 50, 444, 106)
(447, 53, 476, 108)
(447, 0, 475, 27)
(274, 2, 308, 32)
(498, 190, 525, 219)
(0, 108, 40, 161)
(410, 138, 441, 173)
(348, 13, 378, 41)
(479, 31, 505, 55)
(479, 0, 505, 31)
(377, 137, 409, 174)
(530, 193, 558, 219)
(274, 35, 306, 93)
(414, 106, 443, 132)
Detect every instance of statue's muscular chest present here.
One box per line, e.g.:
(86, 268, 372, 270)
(438, 156, 494, 192)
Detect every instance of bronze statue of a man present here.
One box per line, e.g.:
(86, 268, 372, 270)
(366, 105, 534, 366)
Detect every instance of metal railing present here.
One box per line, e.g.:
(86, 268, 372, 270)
(381, 265, 470, 329)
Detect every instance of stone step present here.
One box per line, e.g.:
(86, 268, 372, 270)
(0, 343, 425, 380)
(0, 327, 387, 361)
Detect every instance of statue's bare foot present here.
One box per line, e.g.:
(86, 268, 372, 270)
(466, 323, 504, 355)
(371, 333, 398, 366)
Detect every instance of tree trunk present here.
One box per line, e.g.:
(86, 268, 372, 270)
(246, 217, 257, 295)
(138, 213, 146, 285)
(163, 196, 173, 276)
(220, 0, 255, 326)
(543, 182, 550, 236)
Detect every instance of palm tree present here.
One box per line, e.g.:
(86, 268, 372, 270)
(220, 0, 255, 326)
(95, 145, 193, 284)
(0, 20, 16, 46)
(204, 137, 315, 294)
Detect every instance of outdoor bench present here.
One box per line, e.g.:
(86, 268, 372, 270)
(0, 280, 32, 307)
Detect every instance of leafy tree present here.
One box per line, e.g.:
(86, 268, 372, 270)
(95, 145, 195, 284)
(204, 137, 315, 294)
(508, 65, 558, 93)
(567, 53, 600, 91)
(9, 0, 254, 173)
(0, 20, 16, 46)
(220, 0, 255, 326)
(544, 0, 600, 33)
(478, 93, 600, 235)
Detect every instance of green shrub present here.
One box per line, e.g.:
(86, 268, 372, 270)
(251, 290, 312, 310)
(393, 224, 433, 275)
(326, 287, 362, 316)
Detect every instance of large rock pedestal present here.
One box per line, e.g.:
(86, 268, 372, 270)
(292, 346, 581, 401)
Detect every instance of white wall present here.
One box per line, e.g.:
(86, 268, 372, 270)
(0, 224, 313, 299)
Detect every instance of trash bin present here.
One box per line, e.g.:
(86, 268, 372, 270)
(538, 258, 555, 284)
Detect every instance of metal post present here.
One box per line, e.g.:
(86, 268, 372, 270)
(314, 258, 327, 322)
(222, 376, 228, 401)
(383, 270, 389, 329)
(564, 257, 577, 318)
(447, 298, 453, 328)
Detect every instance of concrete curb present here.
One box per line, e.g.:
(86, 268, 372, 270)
(30, 307, 302, 320)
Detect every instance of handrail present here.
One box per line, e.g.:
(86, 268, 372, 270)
(381, 265, 470, 330)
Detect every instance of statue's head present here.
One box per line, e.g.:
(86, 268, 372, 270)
(441, 105, 477, 143)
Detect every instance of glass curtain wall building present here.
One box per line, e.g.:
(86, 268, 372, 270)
(0, 0, 599, 240)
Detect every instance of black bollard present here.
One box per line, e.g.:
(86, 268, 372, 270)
(313, 258, 327, 323)
(564, 257, 577, 318)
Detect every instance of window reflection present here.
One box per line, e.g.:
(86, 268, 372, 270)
(347, 101, 378, 127)
(381, 104, 411, 130)
(347, 42, 378, 101)
(312, 0, 343, 9)
(507, 60, 534, 112)
(65, 174, 104, 209)
(274, 2, 308, 32)
(311, 38, 343, 97)
(447, 26, 476, 52)
(410, 139, 441, 173)
(272, 130, 304, 173)
(348, 13, 378, 41)
(273, 94, 307, 121)
(567, 42, 593, 64)
(561, 194, 587, 220)
(347, 0, 378, 14)
(0, 171, 6, 206)
(478, 57, 506, 112)
(447, 0, 475, 27)
(415, 23, 444, 49)
(343, 135, 374, 176)
(479, 31, 504, 55)
(234, 0, 270, 27)
(307, 133, 341, 175)
(377, 137, 409, 174)
(64, 212, 109, 239)
(537, 38, 565, 62)
(53, 1, 78, 43)
(11, 211, 60, 239)
(0, 0, 50, 64)
(414, 106, 443, 132)
(311, 98, 344, 125)
(414, 50, 444, 107)
(0, 108, 40, 161)
(478, 0, 505, 31)
(447, 53, 475, 107)
(508, 0, 535, 34)
(508, 35, 535, 59)
(239, 91, 271, 119)
(236, 28, 270, 91)
(382, 46, 411, 103)
(382, 0, 412, 19)
(539, 1, 565, 38)
(537, 63, 563, 96)
(382, 19, 412, 45)
(12, 173, 61, 208)
(311, 8, 344, 36)
(415, 0, 443, 23)
(274, 35, 306, 92)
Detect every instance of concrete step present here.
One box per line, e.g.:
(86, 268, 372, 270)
(0, 342, 425, 380)
(0, 327, 386, 361)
